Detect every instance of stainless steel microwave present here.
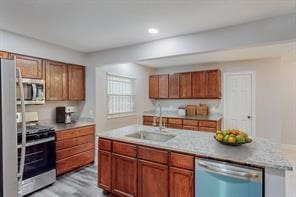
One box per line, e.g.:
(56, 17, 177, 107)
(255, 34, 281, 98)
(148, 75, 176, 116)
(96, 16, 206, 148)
(16, 78, 45, 105)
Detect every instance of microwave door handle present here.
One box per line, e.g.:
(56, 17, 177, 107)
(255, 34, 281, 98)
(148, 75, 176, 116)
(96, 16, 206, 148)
(198, 161, 259, 179)
(16, 68, 27, 187)
(32, 83, 37, 101)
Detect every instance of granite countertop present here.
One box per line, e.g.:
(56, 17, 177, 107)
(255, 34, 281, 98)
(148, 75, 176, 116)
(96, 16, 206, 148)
(143, 110, 222, 121)
(97, 124, 293, 171)
(40, 120, 95, 131)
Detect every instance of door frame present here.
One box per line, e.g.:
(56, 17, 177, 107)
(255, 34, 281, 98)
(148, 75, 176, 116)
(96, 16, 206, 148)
(223, 71, 256, 137)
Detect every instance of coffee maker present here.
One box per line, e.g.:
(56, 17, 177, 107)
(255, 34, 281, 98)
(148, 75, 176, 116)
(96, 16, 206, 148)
(56, 106, 77, 124)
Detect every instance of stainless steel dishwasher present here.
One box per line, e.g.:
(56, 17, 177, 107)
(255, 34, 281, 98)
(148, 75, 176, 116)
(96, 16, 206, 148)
(195, 158, 263, 197)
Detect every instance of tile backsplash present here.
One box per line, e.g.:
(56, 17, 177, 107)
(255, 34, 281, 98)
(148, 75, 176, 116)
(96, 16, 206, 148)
(151, 99, 222, 114)
(17, 101, 85, 121)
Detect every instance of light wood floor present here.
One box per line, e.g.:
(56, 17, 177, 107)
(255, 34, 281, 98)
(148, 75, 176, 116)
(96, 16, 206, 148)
(29, 148, 296, 197)
(28, 165, 108, 197)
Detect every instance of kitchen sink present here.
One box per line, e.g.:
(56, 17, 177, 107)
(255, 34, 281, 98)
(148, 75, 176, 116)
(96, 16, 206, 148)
(125, 131, 176, 142)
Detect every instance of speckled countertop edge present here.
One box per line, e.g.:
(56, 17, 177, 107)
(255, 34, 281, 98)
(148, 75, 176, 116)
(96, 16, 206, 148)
(97, 124, 293, 171)
(143, 110, 222, 121)
(40, 120, 95, 131)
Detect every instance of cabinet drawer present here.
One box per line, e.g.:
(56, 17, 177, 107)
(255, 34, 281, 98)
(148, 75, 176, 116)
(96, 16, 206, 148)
(143, 116, 154, 122)
(199, 121, 217, 128)
(56, 126, 95, 141)
(56, 134, 94, 150)
(56, 150, 94, 175)
(170, 152, 194, 170)
(183, 126, 198, 131)
(99, 138, 112, 151)
(113, 141, 137, 157)
(183, 119, 198, 126)
(168, 124, 183, 129)
(143, 116, 167, 124)
(199, 127, 217, 132)
(168, 118, 183, 125)
(143, 121, 153, 126)
(56, 142, 94, 160)
(138, 146, 168, 165)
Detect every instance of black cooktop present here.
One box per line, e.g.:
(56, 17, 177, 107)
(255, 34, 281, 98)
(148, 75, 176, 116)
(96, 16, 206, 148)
(17, 125, 55, 144)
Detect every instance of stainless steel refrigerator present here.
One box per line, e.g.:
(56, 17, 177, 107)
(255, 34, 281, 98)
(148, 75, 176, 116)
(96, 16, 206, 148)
(0, 59, 18, 197)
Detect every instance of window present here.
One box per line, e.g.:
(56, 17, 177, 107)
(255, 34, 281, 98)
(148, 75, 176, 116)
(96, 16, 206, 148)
(107, 73, 136, 118)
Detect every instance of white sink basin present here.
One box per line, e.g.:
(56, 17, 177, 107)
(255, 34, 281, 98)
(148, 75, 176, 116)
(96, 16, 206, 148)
(125, 131, 176, 142)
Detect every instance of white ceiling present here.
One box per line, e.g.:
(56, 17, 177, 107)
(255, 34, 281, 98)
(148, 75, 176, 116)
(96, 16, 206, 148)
(0, 0, 295, 52)
(138, 42, 296, 68)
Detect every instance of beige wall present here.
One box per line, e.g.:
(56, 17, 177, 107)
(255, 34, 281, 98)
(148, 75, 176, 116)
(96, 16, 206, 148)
(95, 63, 155, 132)
(280, 48, 296, 145)
(20, 101, 85, 122)
(157, 58, 284, 143)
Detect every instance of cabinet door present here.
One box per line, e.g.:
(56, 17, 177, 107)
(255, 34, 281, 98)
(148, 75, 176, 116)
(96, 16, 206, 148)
(45, 60, 68, 101)
(158, 74, 169, 98)
(149, 75, 159, 98)
(68, 64, 85, 100)
(98, 150, 111, 191)
(169, 73, 179, 98)
(179, 72, 192, 98)
(112, 154, 137, 197)
(169, 167, 194, 197)
(192, 71, 206, 98)
(0, 51, 11, 59)
(205, 70, 221, 98)
(14, 54, 43, 79)
(138, 160, 168, 197)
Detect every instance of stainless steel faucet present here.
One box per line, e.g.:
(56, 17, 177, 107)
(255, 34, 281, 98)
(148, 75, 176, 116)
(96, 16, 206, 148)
(153, 103, 165, 132)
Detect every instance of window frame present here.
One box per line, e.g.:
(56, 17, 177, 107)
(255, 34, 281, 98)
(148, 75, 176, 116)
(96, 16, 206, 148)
(106, 72, 136, 119)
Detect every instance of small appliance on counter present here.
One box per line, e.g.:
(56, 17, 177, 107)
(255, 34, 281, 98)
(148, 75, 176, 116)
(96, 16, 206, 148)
(178, 106, 186, 116)
(56, 106, 77, 124)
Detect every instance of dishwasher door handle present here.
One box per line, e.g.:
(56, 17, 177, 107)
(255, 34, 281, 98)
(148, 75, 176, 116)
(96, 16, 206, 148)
(198, 161, 260, 178)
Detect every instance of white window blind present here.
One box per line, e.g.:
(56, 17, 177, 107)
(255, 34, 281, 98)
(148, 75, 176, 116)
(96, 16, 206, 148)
(107, 73, 136, 118)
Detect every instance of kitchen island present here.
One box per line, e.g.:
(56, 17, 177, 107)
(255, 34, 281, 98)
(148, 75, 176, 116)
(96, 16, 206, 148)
(97, 124, 292, 197)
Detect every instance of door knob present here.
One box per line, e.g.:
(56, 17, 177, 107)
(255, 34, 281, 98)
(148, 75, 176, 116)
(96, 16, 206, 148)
(247, 116, 252, 119)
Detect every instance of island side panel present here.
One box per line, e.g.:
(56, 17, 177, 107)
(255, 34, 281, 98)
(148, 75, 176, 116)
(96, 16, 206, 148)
(265, 168, 285, 197)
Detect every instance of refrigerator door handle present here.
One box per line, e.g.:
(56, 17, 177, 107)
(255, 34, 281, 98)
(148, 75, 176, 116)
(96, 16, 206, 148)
(16, 68, 27, 187)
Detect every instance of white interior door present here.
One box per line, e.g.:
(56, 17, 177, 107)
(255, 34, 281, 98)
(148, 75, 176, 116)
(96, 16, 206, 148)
(224, 72, 255, 136)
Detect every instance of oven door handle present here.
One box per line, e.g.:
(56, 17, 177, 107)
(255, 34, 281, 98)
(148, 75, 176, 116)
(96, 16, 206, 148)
(198, 161, 260, 178)
(17, 137, 55, 149)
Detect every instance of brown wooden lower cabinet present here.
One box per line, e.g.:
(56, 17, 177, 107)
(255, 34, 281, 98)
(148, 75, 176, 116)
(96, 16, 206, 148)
(98, 139, 195, 197)
(56, 150, 94, 175)
(98, 150, 111, 191)
(55, 125, 95, 176)
(138, 160, 168, 197)
(112, 154, 137, 197)
(169, 167, 194, 197)
(143, 116, 221, 132)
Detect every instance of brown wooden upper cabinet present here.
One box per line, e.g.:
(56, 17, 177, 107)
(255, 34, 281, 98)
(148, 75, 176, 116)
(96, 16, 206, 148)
(192, 71, 206, 98)
(149, 69, 221, 99)
(179, 72, 192, 98)
(45, 60, 68, 101)
(0, 51, 11, 59)
(14, 54, 43, 79)
(169, 73, 180, 98)
(68, 64, 85, 100)
(205, 69, 221, 98)
(158, 74, 169, 98)
(149, 75, 159, 98)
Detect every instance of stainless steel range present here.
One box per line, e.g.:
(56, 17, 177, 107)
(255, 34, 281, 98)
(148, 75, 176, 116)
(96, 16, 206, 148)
(17, 112, 56, 196)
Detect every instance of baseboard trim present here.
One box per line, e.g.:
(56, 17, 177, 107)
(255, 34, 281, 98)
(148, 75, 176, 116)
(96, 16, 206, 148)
(281, 144, 296, 151)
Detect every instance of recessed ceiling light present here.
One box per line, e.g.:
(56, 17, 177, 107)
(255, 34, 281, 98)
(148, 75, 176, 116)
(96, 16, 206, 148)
(148, 28, 159, 34)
